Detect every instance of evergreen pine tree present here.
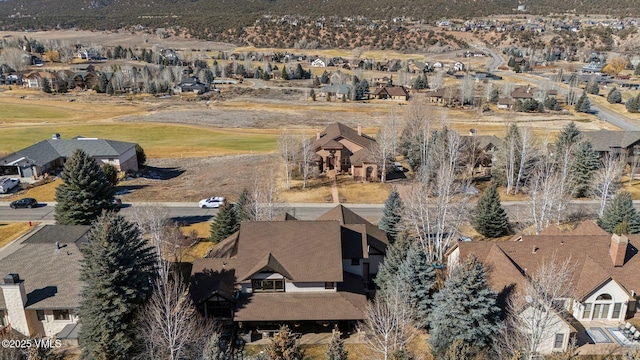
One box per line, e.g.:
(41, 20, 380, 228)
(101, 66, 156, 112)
(555, 121, 582, 162)
(471, 184, 511, 238)
(427, 255, 500, 358)
(378, 189, 403, 243)
(100, 163, 119, 186)
(79, 212, 156, 360)
(374, 235, 410, 293)
(266, 326, 304, 360)
(310, 89, 316, 101)
(489, 89, 500, 103)
(235, 188, 255, 222)
(569, 141, 600, 198)
(575, 91, 591, 113)
(106, 80, 115, 95)
(635, 64, 640, 76)
(627, 95, 640, 113)
(95, 73, 108, 93)
(281, 66, 289, 80)
(507, 57, 516, 67)
(54, 149, 115, 225)
(41, 79, 52, 93)
(135, 144, 146, 167)
(326, 328, 348, 360)
(396, 242, 437, 328)
(597, 191, 640, 234)
(607, 88, 622, 104)
(209, 201, 240, 243)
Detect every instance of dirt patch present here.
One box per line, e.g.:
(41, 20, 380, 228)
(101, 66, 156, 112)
(117, 154, 275, 202)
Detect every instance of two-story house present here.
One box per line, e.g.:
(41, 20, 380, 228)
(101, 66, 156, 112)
(447, 221, 640, 354)
(190, 205, 388, 338)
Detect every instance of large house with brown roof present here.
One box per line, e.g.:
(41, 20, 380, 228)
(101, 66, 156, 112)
(190, 205, 388, 337)
(312, 123, 379, 181)
(447, 221, 640, 353)
(0, 225, 88, 344)
(583, 130, 640, 163)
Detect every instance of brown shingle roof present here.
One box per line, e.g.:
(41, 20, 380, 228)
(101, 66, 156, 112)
(583, 130, 640, 153)
(233, 221, 344, 283)
(312, 122, 376, 152)
(190, 258, 237, 304)
(234, 291, 367, 321)
(317, 205, 389, 252)
(457, 221, 640, 299)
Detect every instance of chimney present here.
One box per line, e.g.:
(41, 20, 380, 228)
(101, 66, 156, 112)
(357, 123, 362, 136)
(316, 131, 321, 140)
(0, 274, 30, 336)
(55, 241, 60, 250)
(532, 245, 538, 254)
(610, 233, 629, 267)
(469, 128, 476, 136)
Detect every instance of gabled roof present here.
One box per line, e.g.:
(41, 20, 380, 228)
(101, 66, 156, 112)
(230, 221, 344, 283)
(372, 86, 409, 97)
(583, 130, 640, 152)
(0, 225, 90, 310)
(0, 138, 137, 167)
(317, 204, 389, 252)
(190, 258, 237, 304)
(457, 221, 640, 300)
(312, 122, 377, 152)
(241, 252, 294, 281)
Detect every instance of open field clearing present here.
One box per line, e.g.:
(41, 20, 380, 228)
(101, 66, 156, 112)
(0, 222, 36, 248)
(0, 123, 279, 158)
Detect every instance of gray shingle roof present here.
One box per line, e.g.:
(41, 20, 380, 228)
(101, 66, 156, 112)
(0, 138, 137, 167)
(583, 130, 640, 153)
(0, 225, 90, 310)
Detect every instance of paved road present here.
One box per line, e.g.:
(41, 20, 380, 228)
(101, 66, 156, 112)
(2, 200, 637, 225)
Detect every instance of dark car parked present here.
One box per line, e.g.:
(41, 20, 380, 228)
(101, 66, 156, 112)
(10, 198, 38, 209)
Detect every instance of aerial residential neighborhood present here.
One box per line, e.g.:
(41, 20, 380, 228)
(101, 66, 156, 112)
(2, 1, 640, 360)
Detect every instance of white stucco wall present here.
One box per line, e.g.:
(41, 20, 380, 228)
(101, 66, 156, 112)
(520, 306, 571, 354)
(574, 279, 630, 321)
(40, 309, 77, 337)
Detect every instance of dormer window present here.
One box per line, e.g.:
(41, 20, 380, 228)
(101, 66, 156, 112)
(252, 279, 285, 292)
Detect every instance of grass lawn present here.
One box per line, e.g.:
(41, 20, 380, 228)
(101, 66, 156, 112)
(336, 178, 391, 204)
(281, 176, 335, 203)
(180, 241, 215, 263)
(0, 222, 36, 248)
(0, 124, 279, 158)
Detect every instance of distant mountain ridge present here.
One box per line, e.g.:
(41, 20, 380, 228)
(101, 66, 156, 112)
(0, 0, 638, 38)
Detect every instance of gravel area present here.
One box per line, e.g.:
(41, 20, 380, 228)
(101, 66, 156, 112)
(117, 154, 275, 202)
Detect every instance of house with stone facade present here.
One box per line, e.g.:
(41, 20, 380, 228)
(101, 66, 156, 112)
(311, 122, 379, 181)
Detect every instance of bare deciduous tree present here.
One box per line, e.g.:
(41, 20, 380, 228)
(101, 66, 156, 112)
(251, 165, 284, 220)
(373, 121, 396, 183)
(497, 257, 575, 360)
(359, 281, 416, 360)
(0, 47, 29, 71)
(528, 151, 564, 234)
(591, 154, 626, 217)
(404, 128, 471, 262)
(299, 135, 315, 189)
(278, 130, 299, 190)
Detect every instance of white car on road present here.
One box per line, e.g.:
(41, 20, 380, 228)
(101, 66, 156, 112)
(199, 197, 225, 208)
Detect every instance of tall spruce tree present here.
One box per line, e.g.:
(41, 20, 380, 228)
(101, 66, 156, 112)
(209, 201, 240, 243)
(326, 328, 348, 360)
(575, 91, 591, 113)
(235, 187, 255, 222)
(374, 235, 411, 293)
(378, 189, 403, 243)
(471, 184, 511, 238)
(79, 213, 156, 360)
(54, 149, 115, 225)
(569, 141, 601, 198)
(396, 242, 437, 328)
(597, 191, 640, 234)
(427, 255, 500, 358)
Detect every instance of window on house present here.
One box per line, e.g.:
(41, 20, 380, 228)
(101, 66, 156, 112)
(553, 333, 565, 349)
(36, 310, 45, 321)
(583, 303, 592, 319)
(351, 258, 360, 265)
(252, 279, 285, 293)
(325, 282, 334, 289)
(596, 294, 612, 300)
(612, 303, 623, 319)
(53, 310, 70, 321)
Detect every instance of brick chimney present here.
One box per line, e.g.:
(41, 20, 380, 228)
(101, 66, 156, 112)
(357, 123, 362, 136)
(0, 274, 30, 336)
(610, 234, 629, 267)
